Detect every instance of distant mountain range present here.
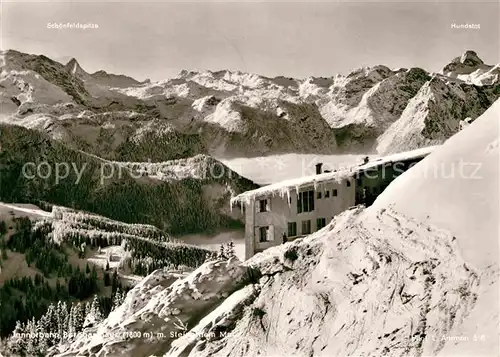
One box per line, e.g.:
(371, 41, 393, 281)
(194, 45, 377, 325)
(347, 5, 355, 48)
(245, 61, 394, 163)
(1, 49, 498, 159)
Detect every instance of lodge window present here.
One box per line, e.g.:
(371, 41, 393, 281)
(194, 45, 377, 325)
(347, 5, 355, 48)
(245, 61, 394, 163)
(325, 190, 330, 198)
(287, 222, 297, 237)
(258, 226, 274, 242)
(316, 218, 326, 230)
(297, 190, 315, 213)
(317, 191, 322, 199)
(346, 180, 351, 187)
(259, 199, 270, 212)
(333, 189, 338, 197)
(301, 220, 312, 235)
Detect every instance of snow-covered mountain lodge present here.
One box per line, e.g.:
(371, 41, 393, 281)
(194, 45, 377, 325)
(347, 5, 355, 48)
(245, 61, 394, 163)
(231, 146, 438, 259)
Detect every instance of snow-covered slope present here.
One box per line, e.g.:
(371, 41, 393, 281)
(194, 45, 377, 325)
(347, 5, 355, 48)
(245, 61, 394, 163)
(0, 202, 51, 219)
(374, 99, 499, 269)
(51, 100, 499, 357)
(2, 49, 498, 158)
(372, 99, 500, 356)
(376, 73, 500, 154)
(49, 258, 251, 357)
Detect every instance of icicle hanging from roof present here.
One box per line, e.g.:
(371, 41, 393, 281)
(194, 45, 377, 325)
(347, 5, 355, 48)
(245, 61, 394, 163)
(226, 145, 438, 210)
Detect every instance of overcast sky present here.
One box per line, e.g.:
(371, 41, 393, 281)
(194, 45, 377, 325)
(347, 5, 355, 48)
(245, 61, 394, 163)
(2, 0, 498, 81)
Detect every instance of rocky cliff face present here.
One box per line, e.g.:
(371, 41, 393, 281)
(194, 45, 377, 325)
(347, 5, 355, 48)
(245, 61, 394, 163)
(376, 74, 499, 153)
(50, 101, 499, 357)
(1, 49, 498, 158)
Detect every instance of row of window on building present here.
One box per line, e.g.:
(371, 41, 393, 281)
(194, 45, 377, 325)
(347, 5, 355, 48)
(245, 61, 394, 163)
(258, 181, 350, 214)
(288, 217, 327, 236)
(258, 218, 328, 242)
(317, 188, 339, 199)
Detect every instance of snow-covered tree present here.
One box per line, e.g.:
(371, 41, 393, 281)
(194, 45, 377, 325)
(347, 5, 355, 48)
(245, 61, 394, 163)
(225, 241, 235, 258)
(36, 317, 49, 354)
(56, 301, 69, 344)
(7, 320, 27, 355)
(67, 304, 76, 339)
(35, 302, 57, 347)
(25, 317, 39, 357)
(83, 295, 103, 328)
(217, 243, 226, 259)
(73, 302, 86, 333)
(36, 311, 50, 351)
(62, 303, 70, 342)
(112, 288, 126, 311)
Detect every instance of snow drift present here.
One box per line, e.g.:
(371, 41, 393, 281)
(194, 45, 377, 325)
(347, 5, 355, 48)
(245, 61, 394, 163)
(374, 99, 499, 269)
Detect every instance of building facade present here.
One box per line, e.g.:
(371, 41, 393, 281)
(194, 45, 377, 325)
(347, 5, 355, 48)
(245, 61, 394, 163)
(242, 177, 355, 259)
(231, 146, 437, 259)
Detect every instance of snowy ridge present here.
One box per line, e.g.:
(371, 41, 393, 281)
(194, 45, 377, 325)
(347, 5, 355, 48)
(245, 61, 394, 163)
(64, 57, 149, 88)
(202, 98, 247, 133)
(112, 154, 227, 181)
(456, 64, 500, 86)
(0, 61, 73, 119)
(36, 205, 175, 244)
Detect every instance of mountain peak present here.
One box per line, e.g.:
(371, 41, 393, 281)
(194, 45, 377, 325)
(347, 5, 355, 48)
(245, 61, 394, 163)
(65, 57, 88, 77)
(66, 57, 78, 66)
(459, 50, 484, 66)
(92, 69, 108, 76)
(442, 50, 487, 77)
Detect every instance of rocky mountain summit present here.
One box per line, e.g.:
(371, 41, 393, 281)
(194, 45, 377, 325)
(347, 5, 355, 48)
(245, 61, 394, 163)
(1, 49, 498, 158)
(65, 57, 151, 88)
(442, 50, 499, 84)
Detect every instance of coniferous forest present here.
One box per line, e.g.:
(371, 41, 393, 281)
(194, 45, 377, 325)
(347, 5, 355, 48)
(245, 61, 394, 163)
(0, 217, 127, 341)
(0, 208, 217, 355)
(0, 124, 256, 235)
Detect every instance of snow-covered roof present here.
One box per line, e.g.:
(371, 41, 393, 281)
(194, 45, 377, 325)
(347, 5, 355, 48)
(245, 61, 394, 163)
(230, 145, 439, 207)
